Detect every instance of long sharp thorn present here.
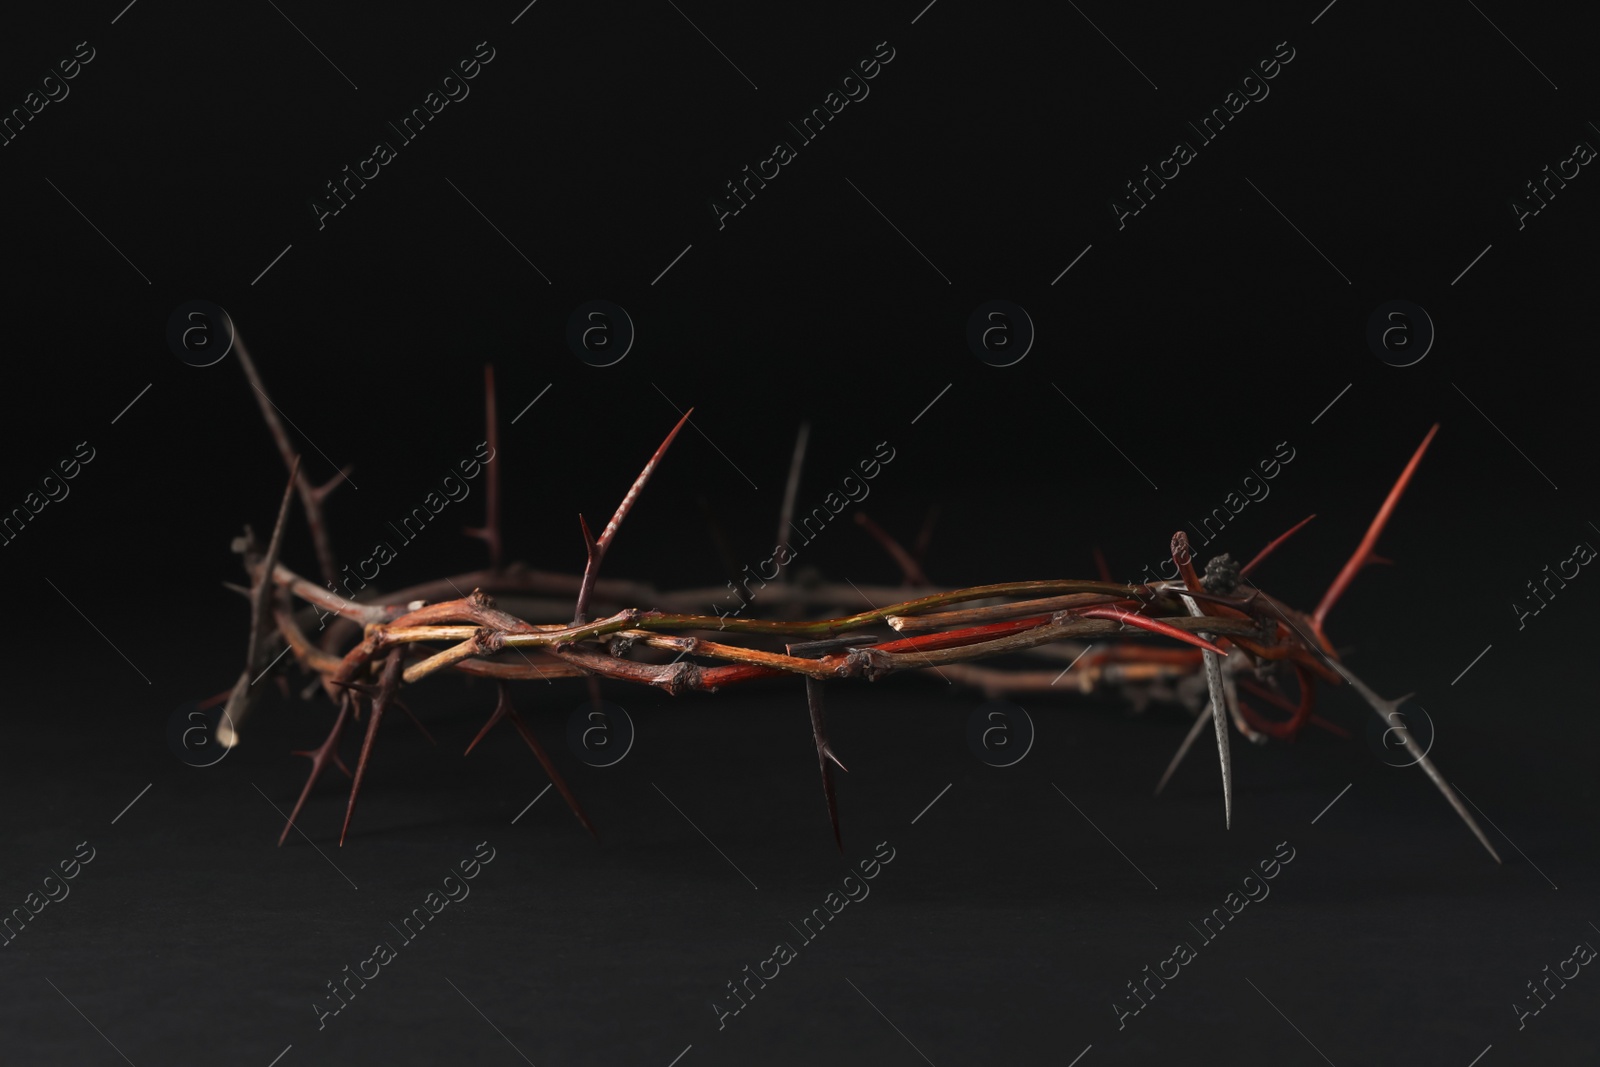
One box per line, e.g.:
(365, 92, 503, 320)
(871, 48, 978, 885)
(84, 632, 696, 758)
(497, 683, 597, 839)
(1332, 663, 1501, 863)
(1180, 593, 1232, 828)
(464, 692, 510, 756)
(803, 677, 844, 851)
(1241, 514, 1316, 577)
(573, 408, 693, 623)
(339, 651, 404, 847)
(395, 700, 434, 746)
(279, 695, 351, 846)
(1092, 546, 1113, 583)
(854, 512, 929, 585)
(1313, 424, 1439, 637)
(1155, 700, 1214, 797)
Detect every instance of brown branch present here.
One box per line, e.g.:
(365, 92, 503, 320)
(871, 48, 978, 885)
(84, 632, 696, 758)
(234, 332, 346, 585)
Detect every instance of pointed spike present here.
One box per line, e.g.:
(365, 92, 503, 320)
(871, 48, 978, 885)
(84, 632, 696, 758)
(573, 409, 694, 623)
(1313, 424, 1439, 636)
(854, 512, 930, 585)
(498, 684, 597, 839)
(1307, 714, 1351, 739)
(1241, 514, 1316, 577)
(395, 700, 434, 746)
(1092, 546, 1113, 584)
(1210, 661, 1233, 829)
(804, 677, 844, 852)
(463, 693, 510, 756)
(1080, 607, 1228, 656)
(279, 695, 352, 846)
(579, 513, 597, 555)
(1331, 662, 1501, 863)
(339, 651, 404, 847)
(1154, 702, 1214, 796)
(312, 466, 355, 502)
(1178, 592, 1233, 828)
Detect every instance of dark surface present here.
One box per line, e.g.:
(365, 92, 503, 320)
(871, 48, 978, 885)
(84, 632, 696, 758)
(3, 0, 1598, 1063)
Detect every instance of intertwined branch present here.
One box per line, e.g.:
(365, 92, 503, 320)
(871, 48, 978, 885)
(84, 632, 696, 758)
(224, 352, 1499, 863)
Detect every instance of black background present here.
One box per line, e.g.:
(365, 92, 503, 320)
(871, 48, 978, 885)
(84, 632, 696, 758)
(1, 0, 1596, 1064)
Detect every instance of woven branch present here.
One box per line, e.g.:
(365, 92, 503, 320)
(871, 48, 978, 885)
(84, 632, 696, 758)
(223, 349, 1499, 862)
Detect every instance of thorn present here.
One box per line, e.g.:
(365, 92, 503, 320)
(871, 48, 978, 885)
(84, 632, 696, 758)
(1331, 661, 1501, 863)
(496, 683, 597, 839)
(1079, 607, 1228, 656)
(463, 701, 506, 756)
(339, 650, 404, 847)
(579, 513, 597, 555)
(802, 676, 844, 851)
(1092, 546, 1113, 584)
(1241, 514, 1316, 577)
(280, 694, 352, 846)
(395, 700, 434, 746)
(1308, 714, 1350, 739)
(1313, 424, 1439, 639)
(1155, 701, 1213, 796)
(312, 466, 355, 502)
(1177, 589, 1232, 828)
(854, 512, 929, 585)
(572, 409, 693, 624)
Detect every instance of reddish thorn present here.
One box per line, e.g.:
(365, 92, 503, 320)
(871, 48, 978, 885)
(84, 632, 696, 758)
(505, 697, 598, 840)
(1079, 607, 1227, 656)
(1241, 514, 1317, 577)
(1308, 714, 1351, 739)
(1092, 546, 1113, 584)
(853, 512, 930, 585)
(1312, 424, 1439, 637)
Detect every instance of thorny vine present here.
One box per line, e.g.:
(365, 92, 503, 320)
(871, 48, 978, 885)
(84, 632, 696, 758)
(219, 340, 1499, 862)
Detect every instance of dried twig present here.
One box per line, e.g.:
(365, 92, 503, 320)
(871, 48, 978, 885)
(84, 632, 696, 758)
(233, 333, 349, 585)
